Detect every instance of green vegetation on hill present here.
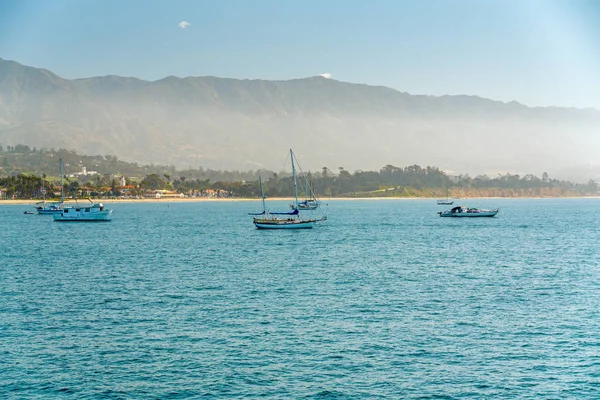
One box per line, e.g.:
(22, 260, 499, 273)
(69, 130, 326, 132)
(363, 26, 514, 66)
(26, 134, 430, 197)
(0, 145, 597, 200)
(0, 145, 272, 182)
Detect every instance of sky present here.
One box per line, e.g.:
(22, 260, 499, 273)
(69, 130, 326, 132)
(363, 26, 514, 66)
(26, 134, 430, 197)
(1, 0, 600, 109)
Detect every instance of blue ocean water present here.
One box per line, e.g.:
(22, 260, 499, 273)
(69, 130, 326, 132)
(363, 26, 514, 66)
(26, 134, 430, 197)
(1, 198, 600, 399)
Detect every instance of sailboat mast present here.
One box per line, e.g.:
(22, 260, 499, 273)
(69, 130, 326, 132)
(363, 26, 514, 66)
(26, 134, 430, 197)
(259, 176, 266, 214)
(60, 158, 64, 203)
(290, 149, 299, 208)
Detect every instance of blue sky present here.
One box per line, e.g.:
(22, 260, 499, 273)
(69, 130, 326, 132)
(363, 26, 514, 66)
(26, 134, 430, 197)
(1, 0, 600, 109)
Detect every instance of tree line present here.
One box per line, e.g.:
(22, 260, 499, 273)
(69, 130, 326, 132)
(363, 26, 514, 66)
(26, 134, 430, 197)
(0, 145, 598, 199)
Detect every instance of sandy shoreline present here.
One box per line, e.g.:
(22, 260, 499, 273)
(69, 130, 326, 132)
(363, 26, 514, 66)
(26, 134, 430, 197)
(2, 197, 409, 205)
(1, 196, 598, 206)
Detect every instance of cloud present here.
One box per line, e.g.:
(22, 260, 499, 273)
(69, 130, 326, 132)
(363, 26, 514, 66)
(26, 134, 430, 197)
(319, 73, 332, 79)
(178, 21, 190, 29)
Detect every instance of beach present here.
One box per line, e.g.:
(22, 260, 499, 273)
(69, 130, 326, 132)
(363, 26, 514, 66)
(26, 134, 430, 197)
(1, 195, 596, 206)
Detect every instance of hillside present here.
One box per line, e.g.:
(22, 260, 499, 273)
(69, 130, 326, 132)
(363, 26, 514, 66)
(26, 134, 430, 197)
(1, 57, 599, 178)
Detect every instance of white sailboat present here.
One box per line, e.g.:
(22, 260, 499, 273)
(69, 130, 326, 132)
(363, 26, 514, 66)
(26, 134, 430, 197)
(35, 159, 65, 214)
(290, 174, 321, 210)
(437, 187, 453, 205)
(252, 149, 326, 229)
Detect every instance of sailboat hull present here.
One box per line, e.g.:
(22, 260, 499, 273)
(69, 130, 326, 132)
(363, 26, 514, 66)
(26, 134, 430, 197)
(297, 204, 319, 210)
(253, 219, 315, 229)
(291, 200, 320, 210)
(36, 208, 63, 215)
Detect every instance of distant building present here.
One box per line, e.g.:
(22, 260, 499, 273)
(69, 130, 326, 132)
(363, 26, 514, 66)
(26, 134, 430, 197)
(67, 166, 100, 178)
(154, 190, 184, 199)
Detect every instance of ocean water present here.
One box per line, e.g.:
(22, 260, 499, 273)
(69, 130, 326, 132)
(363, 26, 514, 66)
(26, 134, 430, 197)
(1, 199, 600, 399)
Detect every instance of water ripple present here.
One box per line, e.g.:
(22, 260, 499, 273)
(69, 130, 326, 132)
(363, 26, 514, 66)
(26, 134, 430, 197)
(1, 199, 600, 398)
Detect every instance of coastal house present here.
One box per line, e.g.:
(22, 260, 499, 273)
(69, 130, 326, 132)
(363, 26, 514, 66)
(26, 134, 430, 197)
(144, 190, 184, 199)
(202, 189, 231, 198)
(119, 184, 136, 197)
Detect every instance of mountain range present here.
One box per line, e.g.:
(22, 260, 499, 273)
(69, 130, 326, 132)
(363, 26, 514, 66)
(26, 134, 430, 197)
(1, 57, 599, 180)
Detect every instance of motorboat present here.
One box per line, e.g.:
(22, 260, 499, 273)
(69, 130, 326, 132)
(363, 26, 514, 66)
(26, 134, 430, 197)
(54, 201, 113, 222)
(438, 206, 498, 217)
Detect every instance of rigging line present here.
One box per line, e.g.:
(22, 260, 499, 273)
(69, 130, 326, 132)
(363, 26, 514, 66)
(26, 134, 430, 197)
(277, 150, 292, 178)
(292, 152, 320, 199)
(291, 152, 326, 217)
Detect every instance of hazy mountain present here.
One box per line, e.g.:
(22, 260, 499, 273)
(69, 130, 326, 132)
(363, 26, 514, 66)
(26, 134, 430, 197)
(1, 57, 599, 178)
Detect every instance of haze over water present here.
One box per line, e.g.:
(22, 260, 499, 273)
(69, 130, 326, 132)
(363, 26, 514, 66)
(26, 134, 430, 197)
(2, 199, 600, 398)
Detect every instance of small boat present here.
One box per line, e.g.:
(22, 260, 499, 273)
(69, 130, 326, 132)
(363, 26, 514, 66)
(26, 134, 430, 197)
(251, 149, 326, 230)
(35, 158, 64, 214)
(290, 175, 321, 210)
(23, 211, 35, 215)
(253, 213, 318, 229)
(35, 201, 64, 214)
(54, 201, 113, 222)
(438, 206, 499, 217)
(437, 188, 453, 205)
(293, 199, 320, 210)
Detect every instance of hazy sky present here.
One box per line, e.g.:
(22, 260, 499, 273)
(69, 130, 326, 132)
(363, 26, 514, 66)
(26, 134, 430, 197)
(1, 0, 600, 109)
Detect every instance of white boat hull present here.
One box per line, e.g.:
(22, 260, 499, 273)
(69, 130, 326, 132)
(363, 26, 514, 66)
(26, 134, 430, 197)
(37, 208, 63, 215)
(54, 210, 113, 221)
(53, 203, 113, 222)
(297, 204, 319, 210)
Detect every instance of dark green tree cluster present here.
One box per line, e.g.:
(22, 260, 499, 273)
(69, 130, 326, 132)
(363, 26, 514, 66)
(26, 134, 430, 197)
(0, 175, 44, 199)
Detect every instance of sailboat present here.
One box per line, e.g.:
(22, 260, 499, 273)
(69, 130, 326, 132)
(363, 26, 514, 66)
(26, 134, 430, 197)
(290, 174, 321, 210)
(251, 149, 327, 229)
(437, 187, 454, 205)
(34, 159, 65, 214)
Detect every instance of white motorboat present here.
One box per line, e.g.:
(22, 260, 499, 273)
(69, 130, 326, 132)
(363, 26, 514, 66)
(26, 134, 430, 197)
(438, 206, 498, 217)
(54, 201, 113, 222)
